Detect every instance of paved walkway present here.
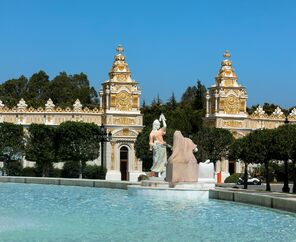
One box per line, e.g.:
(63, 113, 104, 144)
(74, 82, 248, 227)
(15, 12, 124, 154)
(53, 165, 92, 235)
(217, 183, 295, 193)
(210, 186, 296, 213)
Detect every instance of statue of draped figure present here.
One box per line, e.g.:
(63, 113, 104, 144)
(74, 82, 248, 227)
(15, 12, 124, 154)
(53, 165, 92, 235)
(166, 130, 198, 184)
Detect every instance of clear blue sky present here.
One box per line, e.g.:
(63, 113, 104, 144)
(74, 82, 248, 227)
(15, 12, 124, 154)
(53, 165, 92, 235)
(0, 0, 295, 108)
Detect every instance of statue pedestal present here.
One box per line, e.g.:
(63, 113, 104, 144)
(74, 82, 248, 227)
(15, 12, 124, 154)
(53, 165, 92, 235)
(173, 181, 215, 190)
(128, 179, 215, 201)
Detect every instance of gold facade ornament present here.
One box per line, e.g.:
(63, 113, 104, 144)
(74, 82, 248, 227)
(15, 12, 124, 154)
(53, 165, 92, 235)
(116, 44, 124, 53)
(109, 44, 131, 80)
(224, 94, 240, 114)
(215, 50, 239, 87)
(223, 120, 242, 128)
(122, 128, 130, 136)
(114, 117, 135, 125)
(116, 91, 131, 111)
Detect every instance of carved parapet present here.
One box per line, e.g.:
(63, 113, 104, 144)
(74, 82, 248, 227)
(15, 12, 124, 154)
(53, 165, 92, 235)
(45, 98, 55, 112)
(17, 98, 28, 111)
(288, 108, 296, 121)
(73, 99, 82, 112)
(1, 107, 10, 112)
(65, 107, 72, 112)
(83, 107, 90, 113)
(28, 107, 35, 112)
(269, 107, 285, 120)
(250, 106, 268, 119)
(92, 107, 100, 113)
(0, 99, 4, 110)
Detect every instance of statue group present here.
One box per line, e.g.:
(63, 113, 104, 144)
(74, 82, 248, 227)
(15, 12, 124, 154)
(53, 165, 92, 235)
(149, 113, 210, 186)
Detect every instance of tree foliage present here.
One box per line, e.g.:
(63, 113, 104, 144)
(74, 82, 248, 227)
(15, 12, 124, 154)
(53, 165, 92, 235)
(0, 122, 24, 158)
(0, 71, 99, 108)
(273, 124, 296, 193)
(56, 121, 102, 178)
(193, 127, 234, 163)
(25, 124, 56, 177)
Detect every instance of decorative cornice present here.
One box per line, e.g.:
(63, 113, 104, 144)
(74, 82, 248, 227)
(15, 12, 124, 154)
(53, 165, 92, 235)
(288, 108, 296, 121)
(250, 106, 268, 118)
(269, 106, 285, 119)
(0, 99, 101, 114)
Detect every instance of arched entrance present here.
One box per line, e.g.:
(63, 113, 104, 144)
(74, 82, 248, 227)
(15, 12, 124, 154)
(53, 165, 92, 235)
(120, 146, 128, 181)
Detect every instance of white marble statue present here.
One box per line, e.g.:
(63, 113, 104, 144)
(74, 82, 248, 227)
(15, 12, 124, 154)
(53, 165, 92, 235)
(149, 113, 167, 177)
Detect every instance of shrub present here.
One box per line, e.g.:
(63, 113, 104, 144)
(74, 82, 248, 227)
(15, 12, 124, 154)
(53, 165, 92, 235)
(22, 167, 36, 177)
(83, 165, 106, 179)
(61, 160, 80, 178)
(224, 173, 242, 183)
(51, 168, 62, 178)
(5, 161, 23, 176)
(138, 174, 149, 181)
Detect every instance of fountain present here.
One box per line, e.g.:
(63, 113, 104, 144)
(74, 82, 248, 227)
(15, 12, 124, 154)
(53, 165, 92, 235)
(128, 114, 215, 200)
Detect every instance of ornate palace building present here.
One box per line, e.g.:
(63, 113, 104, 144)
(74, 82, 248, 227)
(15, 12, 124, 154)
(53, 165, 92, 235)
(1, 47, 296, 182)
(204, 51, 296, 180)
(0, 45, 144, 181)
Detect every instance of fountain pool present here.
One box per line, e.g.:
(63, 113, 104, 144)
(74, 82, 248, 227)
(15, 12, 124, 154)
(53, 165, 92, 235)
(0, 183, 296, 242)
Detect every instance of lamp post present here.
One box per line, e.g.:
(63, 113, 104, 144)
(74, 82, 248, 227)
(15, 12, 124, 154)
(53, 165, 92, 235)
(282, 116, 290, 193)
(99, 124, 112, 168)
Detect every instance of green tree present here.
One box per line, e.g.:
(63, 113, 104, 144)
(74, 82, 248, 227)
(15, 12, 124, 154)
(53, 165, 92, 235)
(180, 80, 206, 110)
(167, 92, 178, 109)
(229, 137, 249, 189)
(56, 121, 101, 178)
(0, 123, 24, 175)
(25, 124, 56, 177)
(273, 124, 296, 193)
(25, 71, 50, 108)
(48, 72, 76, 108)
(246, 129, 274, 191)
(0, 76, 28, 108)
(135, 126, 153, 171)
(193, 127, 234, 164)
(194, 80, 207, 110)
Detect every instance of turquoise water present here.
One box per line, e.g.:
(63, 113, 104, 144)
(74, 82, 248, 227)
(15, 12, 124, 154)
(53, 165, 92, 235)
(0, 183, 296, 242)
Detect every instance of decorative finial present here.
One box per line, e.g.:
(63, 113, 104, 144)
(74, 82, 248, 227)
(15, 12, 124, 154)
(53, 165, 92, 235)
(116, 44, 124, 54)
(223, 50, 231, 59)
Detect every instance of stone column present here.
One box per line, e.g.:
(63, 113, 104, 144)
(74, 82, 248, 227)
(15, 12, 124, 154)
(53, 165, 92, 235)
(206, 91, 210, 117)
(214, 90, 219, 114)
(105, 88, 110, 110)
